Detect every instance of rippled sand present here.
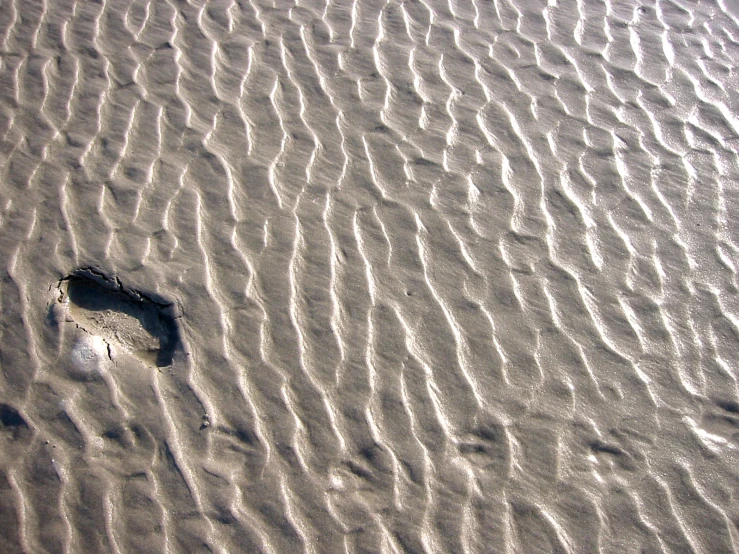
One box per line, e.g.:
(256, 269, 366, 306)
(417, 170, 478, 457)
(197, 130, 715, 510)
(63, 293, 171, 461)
(1, 0, 739, 552)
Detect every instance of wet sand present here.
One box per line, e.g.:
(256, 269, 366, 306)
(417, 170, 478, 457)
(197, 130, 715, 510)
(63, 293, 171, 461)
(1, 0, 739, 552)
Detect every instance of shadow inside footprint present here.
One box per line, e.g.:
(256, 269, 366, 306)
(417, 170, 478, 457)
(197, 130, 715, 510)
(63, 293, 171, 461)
(59, 269, 180, 367)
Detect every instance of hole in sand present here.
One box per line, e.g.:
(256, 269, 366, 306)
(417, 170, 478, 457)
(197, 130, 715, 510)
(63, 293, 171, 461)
(58, 269, 180, 367)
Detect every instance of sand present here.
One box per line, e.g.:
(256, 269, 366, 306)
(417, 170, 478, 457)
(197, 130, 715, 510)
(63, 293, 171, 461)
(1, 0, 739, 552)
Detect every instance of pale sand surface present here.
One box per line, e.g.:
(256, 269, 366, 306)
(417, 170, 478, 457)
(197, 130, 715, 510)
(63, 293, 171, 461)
(1, 0, 739, 552)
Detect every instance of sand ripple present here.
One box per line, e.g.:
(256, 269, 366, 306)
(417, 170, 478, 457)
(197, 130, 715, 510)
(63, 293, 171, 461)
(2, 0, 739, 552)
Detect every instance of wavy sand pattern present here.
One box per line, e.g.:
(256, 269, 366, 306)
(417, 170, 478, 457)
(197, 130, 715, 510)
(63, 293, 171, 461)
(1, 0, 739, 552)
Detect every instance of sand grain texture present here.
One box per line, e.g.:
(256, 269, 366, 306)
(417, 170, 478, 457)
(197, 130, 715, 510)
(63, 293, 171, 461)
(1, 0, 739, 552)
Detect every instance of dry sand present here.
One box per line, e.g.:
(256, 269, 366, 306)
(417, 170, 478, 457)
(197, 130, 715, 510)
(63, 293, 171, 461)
(1, 0, 739, 552)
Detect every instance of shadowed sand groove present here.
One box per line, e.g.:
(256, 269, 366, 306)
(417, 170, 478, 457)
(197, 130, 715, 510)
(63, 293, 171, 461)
(1, 0, 739, 552)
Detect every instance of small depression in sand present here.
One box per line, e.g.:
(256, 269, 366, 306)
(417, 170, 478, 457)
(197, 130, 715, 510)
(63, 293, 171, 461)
(57, 269, 180, 367)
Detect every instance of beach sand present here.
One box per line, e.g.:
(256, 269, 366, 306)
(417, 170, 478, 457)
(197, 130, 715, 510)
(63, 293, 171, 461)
(1, 0, 739, 552)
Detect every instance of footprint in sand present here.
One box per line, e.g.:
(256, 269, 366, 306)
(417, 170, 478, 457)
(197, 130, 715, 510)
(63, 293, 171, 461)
(56, 269, 181, 367)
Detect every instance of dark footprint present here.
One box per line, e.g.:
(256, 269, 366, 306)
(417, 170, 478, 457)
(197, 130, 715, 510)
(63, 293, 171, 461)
(57, 268, 181, 367)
